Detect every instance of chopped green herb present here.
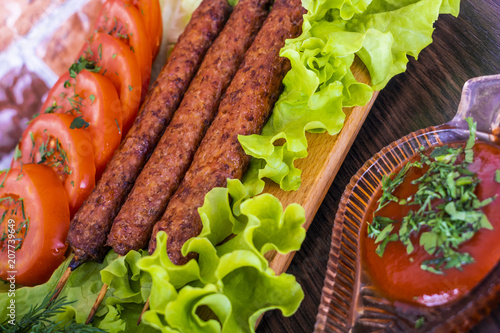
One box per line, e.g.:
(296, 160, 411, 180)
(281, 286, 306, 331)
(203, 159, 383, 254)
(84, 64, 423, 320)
(44, 101, 61, 114)
(13, 145, 21, 160)
(63, 164, 73, 175)
(116, 32, 129, 40)
(23, 218, 30, 238)
(415, 317, 425, 329)
(464, 118, 476, 164)
(70, 116, 90, 129)
(98, 43, 103, 60)
(69, 56, 101, 79)
(38, 141, 49, 162)
(19, 197, 25, 220)
(29, 132, 35, 147)
(495, 170, 500, 183)
(367, 118, 496, 274)
(89, 94, 96, 104)
(465, 118, 476, 151)
(28, 132, 36, 160)
(85, 44, 94, 57)
(35, 135, 72, 177)
(115, 118, 122, 135)
(429, 145, 450, 158)
(0, 210, 7, 226)
(112, 53, 117, 59)
(29, 112, 40, 124)
(14, 239, 23, 251)
(0, 196, 13, 204)
(67, 94, 84, 112)
(128, 85, 133, 91)
(0, 196, 30, 249)
(0, 170, 9, 189)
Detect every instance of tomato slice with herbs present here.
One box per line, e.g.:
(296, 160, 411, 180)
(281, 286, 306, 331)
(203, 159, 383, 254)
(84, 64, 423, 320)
(80, 32, 141, 134)
(11, 113, 96, 216)
(129, 0, 163, 59)
(94, 0, 152, 99)
(40, 69, 123, 179)
(0, 164, 70, 286)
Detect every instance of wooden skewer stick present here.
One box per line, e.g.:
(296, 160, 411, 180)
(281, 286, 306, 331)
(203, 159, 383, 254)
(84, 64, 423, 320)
(86, 282, 109, 324)
(86, 276, 150, 325)
(137, 297, 150, 325)
(85, 253, 123, 324)
(49, 255, 82, 302)
(86, 275, 151, 325)
(49, 266, 72, 302)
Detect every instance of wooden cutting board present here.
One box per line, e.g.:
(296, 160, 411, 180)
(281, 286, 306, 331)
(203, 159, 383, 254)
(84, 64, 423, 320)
(264, 57, 378, 275)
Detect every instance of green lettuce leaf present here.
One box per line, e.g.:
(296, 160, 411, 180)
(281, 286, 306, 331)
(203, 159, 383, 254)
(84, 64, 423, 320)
(0, 254, 115, 325)
(239, 0, 461, 191)
(0, 250, 156, 332)
(137, 178, 306, 333)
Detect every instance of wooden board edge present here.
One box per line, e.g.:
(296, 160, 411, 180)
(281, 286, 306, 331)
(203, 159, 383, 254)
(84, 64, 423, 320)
(266, 90, 380, 275)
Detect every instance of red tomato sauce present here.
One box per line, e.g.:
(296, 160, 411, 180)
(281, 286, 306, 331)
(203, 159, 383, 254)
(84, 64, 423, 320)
(362, 142, 500, 306)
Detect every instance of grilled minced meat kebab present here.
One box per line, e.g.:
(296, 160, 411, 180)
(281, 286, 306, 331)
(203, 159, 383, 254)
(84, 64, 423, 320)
(107, 0, 272, 255)
(149, 0, 306, 264)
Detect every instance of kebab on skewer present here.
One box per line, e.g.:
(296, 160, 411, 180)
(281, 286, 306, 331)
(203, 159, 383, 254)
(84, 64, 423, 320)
(149, 0, 306, 264)
(84, 0, 272, 321)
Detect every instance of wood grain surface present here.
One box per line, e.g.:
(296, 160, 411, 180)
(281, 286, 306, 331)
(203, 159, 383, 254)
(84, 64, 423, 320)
(263, 59, 379, 277)
(257, 0, 500, 331)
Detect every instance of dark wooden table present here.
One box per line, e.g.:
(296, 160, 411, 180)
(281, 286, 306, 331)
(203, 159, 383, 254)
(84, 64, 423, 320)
(258, 0, 500, 332)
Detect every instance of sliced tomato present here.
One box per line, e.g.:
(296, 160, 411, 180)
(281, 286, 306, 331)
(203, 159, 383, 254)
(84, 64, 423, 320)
(79, 32, 141, 134)
(94, 0, 152, 99)
(0, 164, 70, 286)
(40, 70, 123, 179)
(11, 113, 96, 216)
(129, 0, 163, 59)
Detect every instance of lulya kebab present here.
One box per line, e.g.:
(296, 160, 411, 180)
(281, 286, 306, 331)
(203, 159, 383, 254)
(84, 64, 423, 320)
(149, 0, 306, 264)
(66, 0, 232, 268)
(107, 0, 273, 255)
(84, 0, 272, 321)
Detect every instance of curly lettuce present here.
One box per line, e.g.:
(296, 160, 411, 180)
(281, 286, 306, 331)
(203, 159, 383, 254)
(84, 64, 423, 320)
(239, 0, 461, 191)
(0, 249, 155, 332)
(137, 178, 306, 333)
(0, 177, 305, 333)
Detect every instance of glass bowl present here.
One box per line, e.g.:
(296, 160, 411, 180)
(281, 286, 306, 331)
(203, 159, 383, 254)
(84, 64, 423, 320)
(315, 74, 500, 333)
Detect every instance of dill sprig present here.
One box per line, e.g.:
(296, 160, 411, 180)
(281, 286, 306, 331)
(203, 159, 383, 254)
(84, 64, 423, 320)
(0, 292, 107, 333)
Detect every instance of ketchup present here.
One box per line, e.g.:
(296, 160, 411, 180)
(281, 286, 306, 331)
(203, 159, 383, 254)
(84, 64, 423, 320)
(362, 142, 500, 306)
